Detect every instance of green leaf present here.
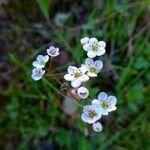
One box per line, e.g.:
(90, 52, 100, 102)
(36, 0, 50, 20)
(134, 57, 149, 69)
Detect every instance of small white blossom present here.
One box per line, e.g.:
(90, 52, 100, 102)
(32, 55, 49, 68)
(81, 105, 101, 124)
(92, 122, 102, 132)
(31, 68, 45, 81)
(77, 86, 89, 99)
(47, 46, 60, 57)
(81, 37, 106, 58)
(64, 66, 89, 88)
(92, 92, 117, 115)
(82, 58, 103, 77)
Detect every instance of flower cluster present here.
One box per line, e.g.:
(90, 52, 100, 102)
(64, 37, 105, 88)
(31, 46, 60, 80)
(64, 37, 117, 132)
(81, 92, 117, 132)
(32, 37, 117, 133)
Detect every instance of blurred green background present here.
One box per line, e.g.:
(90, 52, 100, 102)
(0, 0, 150, 149)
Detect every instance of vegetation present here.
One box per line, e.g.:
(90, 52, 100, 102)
(0, 0, 150, 149)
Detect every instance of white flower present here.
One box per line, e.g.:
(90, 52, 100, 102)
(31, 68, 45, 81)
(64, 66, 89, 88)
(92, 92, 117, 115)
(32, 55, 49, 68)
(47, 46, 60, 57)
(82, 58, 103, 77)
(81, 105, 101, 124)
(81, 37, 106, 58)
(77, 86, 89, 99)
(92, 122, 102, 132)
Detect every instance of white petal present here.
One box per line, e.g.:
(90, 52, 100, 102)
(92, 99, 100, 105)
(85, 58, 94, 67)
(31, 74, 42, 81)
(83, 105, 91, 112)
(108, 96, 117, 105)
(78, 74, 89, 82)
(108, 106, 117, 112)
(32, 61, 44, 68)
(81, 64, 88, 71)
(47, 46, 54, 54)
(41, 70, 45, 75)
(79, 65, 87, 74)
(80, 37, 89, 45)
(54, 52, 60, 57)
(94, 60, 103, 70)
(81, 113, 89, 123)
(87, 118, 98, 124)
(87, 72, 97, 77)
(67, 66, 77, 74)
(48, 46, 55, 50)
(50, 53, 59, 57)
(98, 41, 106, 48)
(44, 55, 49, 62)
(96, 47, 105, 56)
(92, 122, 102, 132)
(83, 43, 90, 51)
(64, 74, 74, 81)
(100, 109, 109, 115)
(87, 51, 96, 58)
(89, 37, 98, 44)
(96, 111, 102, 119)
(71, 80, 81, 88)
(54, 48, 60, 56)
(36, 55, 44, 61)
(55, 47, 59, 53)
(32, 68, 37, 74)
(32, 68, 45, 75)
(98, 92, 108, 100)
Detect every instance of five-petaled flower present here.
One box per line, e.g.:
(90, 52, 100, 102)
(92, 122, 102, 132)
(77, 86, 89, 99)
(81, 105, 101, 124)
(81, 37, 106, 58)
(64, 66, 89, 88)
(47, 46, 60, 57)
(92, 92, 117, 115)
(82, 58, 103, 77)
(31, 68, 45, 81)
(32, 55, 49, 68)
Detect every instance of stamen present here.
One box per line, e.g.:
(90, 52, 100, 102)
(89, 67, 96, 73)
(88, 110, 97, 119)
(101, 101, 109, 109)
(74, 72, 81, 78)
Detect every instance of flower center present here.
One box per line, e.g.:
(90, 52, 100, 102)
(35, 70, 41, 76)
(80, 92, 86, 96)
(88, 110, 97, 119)
(101, 101, 109, 109)
(50, 49, 56, 55)
(74, 72, 81, 78)
(89, 67, 96, 73)
(92, 44, 98, 51)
